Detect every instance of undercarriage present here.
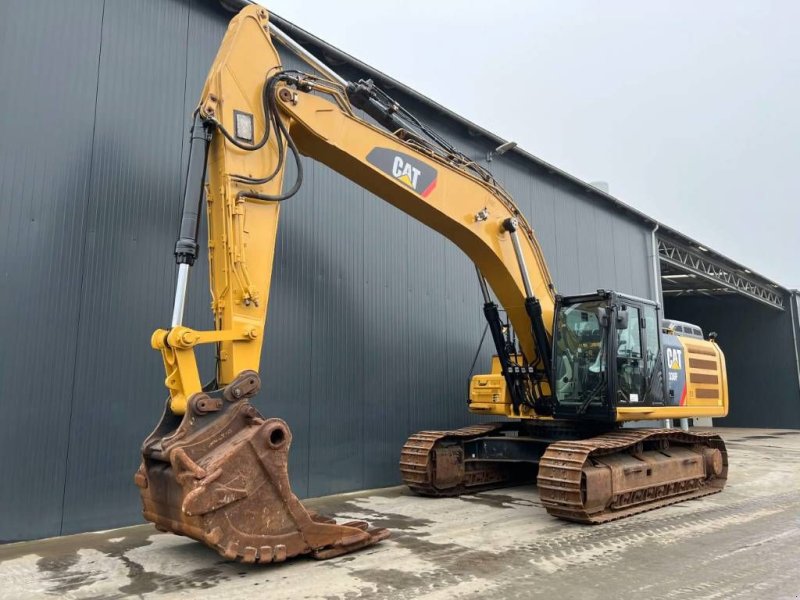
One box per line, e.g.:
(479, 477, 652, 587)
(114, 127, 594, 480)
(400, 421, 727, 523)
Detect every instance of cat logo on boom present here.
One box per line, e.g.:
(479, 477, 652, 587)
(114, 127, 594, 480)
(392, 156, 421, 189)
(366, 147, 438, 197)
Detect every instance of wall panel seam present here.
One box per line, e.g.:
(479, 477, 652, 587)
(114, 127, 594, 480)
(58, 0, 107, 537)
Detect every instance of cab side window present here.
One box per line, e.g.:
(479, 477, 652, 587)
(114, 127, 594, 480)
(617, 306, 641, 359)
(643, 306, 659, 376)
(617, 306, 643, 402)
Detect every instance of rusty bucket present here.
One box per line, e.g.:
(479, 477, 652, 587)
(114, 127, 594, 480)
(135, 371, 389, 563)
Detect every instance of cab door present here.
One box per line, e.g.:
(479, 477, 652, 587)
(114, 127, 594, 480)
(613, 301, 664, 407)
(641, 303, 665, 405)
(613, 303, 645, 406)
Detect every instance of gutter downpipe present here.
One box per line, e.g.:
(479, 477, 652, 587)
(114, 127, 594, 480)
(650, 223, 673, 429)
(650, 223, 663, 306)
(650, 223, 686, 430)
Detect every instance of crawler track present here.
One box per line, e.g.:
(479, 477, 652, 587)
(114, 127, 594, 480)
(538, 428, 728, 523)
(401, 425, 728, 525)
(399, 424, 517, 496)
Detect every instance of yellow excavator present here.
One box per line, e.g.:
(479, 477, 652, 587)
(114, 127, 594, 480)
(135, 5, 729, 564)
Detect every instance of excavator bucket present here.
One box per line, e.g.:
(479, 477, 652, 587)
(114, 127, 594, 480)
(135, 371, 389, 563)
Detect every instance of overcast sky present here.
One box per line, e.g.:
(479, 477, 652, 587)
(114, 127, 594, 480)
(259, 0, 799, 288)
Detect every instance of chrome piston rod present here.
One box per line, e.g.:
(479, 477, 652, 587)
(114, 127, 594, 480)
(475, 265, 491, 304)
(501, 217, 553, 377)
(169, 23, 344, 332)
(268, 23, 348, 88)
(171, 263, 190, 327)
(503, 218, 534, 298)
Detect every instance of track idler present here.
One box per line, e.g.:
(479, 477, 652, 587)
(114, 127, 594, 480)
(135, 371, 389, 563)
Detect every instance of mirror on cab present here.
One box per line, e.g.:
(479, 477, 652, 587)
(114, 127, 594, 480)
(616, 306, 629, 330)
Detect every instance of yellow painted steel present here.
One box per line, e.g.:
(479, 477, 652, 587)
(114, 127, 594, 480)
(275, 89, 556, 364)
(155, 5, 556, 415)
(155, 8, 286, 414)
(469, 355, 543, 418)
(154, 5, 727, 425)
(616, 336, 728, 421)
(468, 356, 510, 414)
(470, 333, 729, 421)
(681, 337, 728, 409)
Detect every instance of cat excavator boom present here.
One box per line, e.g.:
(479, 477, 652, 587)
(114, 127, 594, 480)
(136, 5, 728, 564)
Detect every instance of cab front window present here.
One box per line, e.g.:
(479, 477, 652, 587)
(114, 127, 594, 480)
(553, 300, 608, 411)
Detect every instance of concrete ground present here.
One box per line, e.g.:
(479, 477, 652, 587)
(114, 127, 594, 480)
(1, 428, 799, 600)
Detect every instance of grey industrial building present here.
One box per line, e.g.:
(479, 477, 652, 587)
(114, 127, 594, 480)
(1, 0, 798, 543)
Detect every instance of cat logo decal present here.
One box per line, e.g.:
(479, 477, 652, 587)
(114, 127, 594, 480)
(366, 148, 438, 197)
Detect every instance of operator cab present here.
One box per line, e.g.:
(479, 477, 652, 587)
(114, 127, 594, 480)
(551, 290, 664, 422)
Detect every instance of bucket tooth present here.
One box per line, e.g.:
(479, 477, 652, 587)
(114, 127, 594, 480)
(137, 371, 389, 563)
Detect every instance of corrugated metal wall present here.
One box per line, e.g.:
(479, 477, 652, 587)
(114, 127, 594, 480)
(0, 0, 655, 541)
(664, 295, 800, 429)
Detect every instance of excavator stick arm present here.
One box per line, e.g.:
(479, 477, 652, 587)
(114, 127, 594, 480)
(138, 7, 394, 563)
